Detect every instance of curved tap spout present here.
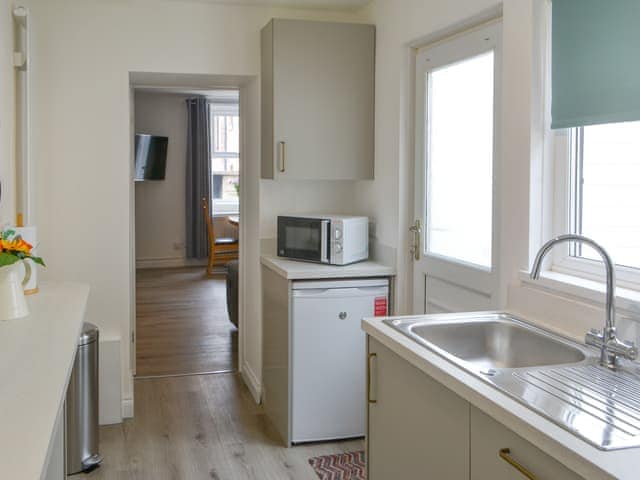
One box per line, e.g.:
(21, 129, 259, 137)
(529, 234, 636, 369)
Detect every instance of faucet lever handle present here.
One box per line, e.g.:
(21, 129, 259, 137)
(613, 338, 638, 361)
(585, 329, 604, 347)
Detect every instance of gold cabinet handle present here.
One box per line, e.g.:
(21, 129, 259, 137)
(499, 448, 537, 480)
(278, 141, 286, 172)
(367, 352, 377, 404)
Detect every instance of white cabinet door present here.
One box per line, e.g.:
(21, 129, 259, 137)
(291, 284, 386, 442)
(470, 406, 584, 480)
(367, 337, 470, 480)
(261, 19, 375, 180)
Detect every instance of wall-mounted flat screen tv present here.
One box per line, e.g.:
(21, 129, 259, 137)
(134, 134, 168, 181)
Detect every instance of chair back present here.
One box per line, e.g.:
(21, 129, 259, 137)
(202, 197, 215, 244)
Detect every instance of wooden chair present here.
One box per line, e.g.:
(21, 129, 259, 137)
(202, 197, 239, 275)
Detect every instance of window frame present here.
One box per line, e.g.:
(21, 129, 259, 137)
(208, 100, 240, 215)
(550, 128, 640, 291)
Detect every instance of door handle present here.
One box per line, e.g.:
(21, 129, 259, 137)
(499, 448, 538, 480)
(367, 352, 377, 404)
(409, 219, 422, 261)
(278, 141, 286, 173)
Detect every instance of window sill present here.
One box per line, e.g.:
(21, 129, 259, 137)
(518, 269, 640, 315)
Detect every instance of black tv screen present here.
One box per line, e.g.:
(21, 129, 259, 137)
(134, 134, 168, 181)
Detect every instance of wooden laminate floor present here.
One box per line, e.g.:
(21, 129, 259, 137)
(136, 268, 237, 377)
(84, 373, 364, 480)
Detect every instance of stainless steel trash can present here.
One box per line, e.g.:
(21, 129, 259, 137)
(66, 322, 102, 474)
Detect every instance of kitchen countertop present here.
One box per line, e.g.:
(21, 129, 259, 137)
(363, 314, 640, 480)
(0, 282, 90, 480)
(261, 254, 395, 280)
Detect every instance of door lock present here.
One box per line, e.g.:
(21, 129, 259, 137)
(338, 312, 347, 320)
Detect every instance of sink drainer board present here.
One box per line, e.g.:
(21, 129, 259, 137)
(384, 312, 640, 450)
(510, 365, 640, 447)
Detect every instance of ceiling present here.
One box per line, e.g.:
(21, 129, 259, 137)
(167, 0, 371, 10)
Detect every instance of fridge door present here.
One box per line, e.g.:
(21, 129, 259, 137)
(291, 282, 389, 442)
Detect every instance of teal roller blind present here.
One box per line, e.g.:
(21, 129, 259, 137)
(552, 0, 640, 129)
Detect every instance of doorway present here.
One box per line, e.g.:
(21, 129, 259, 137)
(131, 81, 242, 378)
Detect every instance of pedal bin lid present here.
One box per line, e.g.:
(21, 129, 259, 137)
(78, 322, 99, 346)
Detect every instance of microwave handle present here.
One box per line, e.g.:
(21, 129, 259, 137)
(320, 220, 330, 263)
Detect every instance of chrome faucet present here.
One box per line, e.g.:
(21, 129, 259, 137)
(530, 234, 638, 370)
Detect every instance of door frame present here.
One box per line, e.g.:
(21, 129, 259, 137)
(127, 75, 252, 387)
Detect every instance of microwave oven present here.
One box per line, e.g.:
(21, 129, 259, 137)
(277, 215, 369, 265)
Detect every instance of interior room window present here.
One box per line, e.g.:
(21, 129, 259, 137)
(567, 121, 640, 270)
(425, 51, 495, 268)
(210, 102, 239, 215)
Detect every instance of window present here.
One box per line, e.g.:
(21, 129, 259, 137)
(547, 0, 640, 290)
(425, 51, 495, 269)
(564, 121, 640, 271)
(210, 101, 239, 215)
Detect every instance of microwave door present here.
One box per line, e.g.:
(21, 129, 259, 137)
(278, 218, 330, 263)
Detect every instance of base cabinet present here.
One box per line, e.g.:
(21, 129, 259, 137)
(42, 404, 65, 480)
(367, 337, 470, 479)
(366, 335, 584, 480)
(470, 407, 584, 480)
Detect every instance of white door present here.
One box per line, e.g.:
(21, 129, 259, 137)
(412, 21, 502, 314)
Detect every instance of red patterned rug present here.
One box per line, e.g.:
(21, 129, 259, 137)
(308, 450, 366, 480)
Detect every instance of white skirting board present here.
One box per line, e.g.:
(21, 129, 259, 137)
(99, 337, 122, 425)
(241, 362, 261, 404)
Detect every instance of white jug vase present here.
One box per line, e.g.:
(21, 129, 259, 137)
(0, 261, 31, 321)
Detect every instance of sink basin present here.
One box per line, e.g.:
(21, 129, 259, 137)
(409, 318, 585, 370)
(384, 312, 640, 450)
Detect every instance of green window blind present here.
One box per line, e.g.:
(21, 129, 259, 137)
(552, 0, 640, 129)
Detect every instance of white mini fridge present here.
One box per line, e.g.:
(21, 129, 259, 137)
(291, 278, 389, 443)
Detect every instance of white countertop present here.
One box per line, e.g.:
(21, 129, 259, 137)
(0, 282, 90, 480)
(363, 315, 640, 480)
(260, 254, 395, 280)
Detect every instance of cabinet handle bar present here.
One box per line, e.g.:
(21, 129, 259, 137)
(367, 352, 377, 404)
(499, 448, 537, 480)
(278, 141, 286, 172)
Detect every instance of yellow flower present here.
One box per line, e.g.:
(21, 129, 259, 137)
(1, 237, 33, 254)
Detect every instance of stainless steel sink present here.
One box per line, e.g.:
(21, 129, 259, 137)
(385, 312, 640, 450)
(409, 319, 585, 370)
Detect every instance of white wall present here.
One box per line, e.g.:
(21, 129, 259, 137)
(360, 0, 640, 351)
(13, 0, 630, 417)
(134, 91, 192, 267)
(25, 0, 366, 413)
(355, 0, 506, 313)
(356, 0, 539, 313)
(0, 0, 15, 225)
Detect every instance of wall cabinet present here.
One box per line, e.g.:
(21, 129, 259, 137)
(366, 335, 585, 480)
(261, 19, 375, 180)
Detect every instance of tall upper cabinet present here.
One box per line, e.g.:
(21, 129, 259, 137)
(261, 19, 375, 180)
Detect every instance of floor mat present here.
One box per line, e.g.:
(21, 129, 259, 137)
(308, 451, 365, 480)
